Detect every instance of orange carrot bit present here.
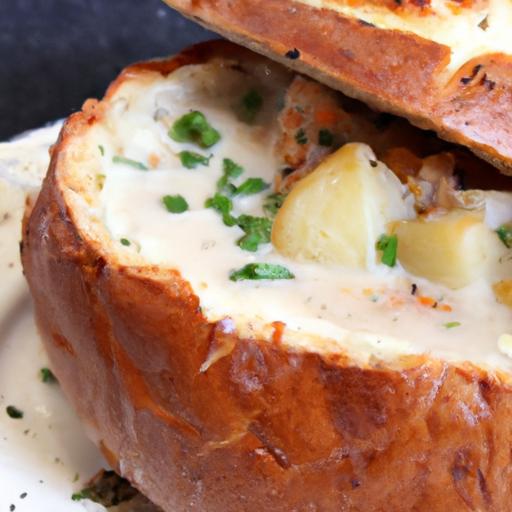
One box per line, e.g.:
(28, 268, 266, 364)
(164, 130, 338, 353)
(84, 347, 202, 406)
(271, 321, 286, 345)
(389, 296, 405, 308)
(283, 109, 303, 129)
(407, 178, 423, 198)
(314, 109, 339, 126)
(148, 153, 160, 168)
(438, 304, 453, 313)
(418, 295, 436, 307)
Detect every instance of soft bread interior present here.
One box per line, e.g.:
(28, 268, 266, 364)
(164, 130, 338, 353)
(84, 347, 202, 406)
(55, 54, 512, 372)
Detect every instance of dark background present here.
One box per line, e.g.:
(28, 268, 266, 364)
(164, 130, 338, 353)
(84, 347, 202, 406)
(0, 0, 214, 140)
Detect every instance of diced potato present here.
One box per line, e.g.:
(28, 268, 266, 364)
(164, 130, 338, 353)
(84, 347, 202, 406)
(272, 143, 412, 268)
(393, 210, 504, 289)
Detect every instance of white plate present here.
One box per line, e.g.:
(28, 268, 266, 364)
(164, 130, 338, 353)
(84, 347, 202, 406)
(0, 124, 107, 512)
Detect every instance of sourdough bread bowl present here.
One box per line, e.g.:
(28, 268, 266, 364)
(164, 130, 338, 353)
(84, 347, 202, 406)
(21, 40, 512, 511)
(163, 0, 512, 175)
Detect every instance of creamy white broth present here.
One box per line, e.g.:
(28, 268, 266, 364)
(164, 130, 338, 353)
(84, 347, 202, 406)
(79, 62, 512, 370)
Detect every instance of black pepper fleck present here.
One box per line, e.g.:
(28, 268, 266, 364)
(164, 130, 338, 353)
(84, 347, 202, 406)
(358, 19, 375, 27)
(20, 492, 27, 499)
(478, 15, 489, 31)
(285, 48, 300, 60)
(411, 283, 417, 295)
(10, 505, 15, 511)
(480, 74, 496, 91)
(369, 160, 378, 168)
(460, 64, 483, 85)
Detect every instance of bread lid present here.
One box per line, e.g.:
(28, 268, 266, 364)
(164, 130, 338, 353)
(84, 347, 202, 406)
(162, 0, 512, 176)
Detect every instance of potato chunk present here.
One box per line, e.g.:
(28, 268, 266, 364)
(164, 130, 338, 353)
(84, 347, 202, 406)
(272, 143, 412, 268)
(393, 210, 504, 289)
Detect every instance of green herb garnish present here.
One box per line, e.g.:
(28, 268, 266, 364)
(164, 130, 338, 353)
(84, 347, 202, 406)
(236, 215, 272, 252)
(205, 193, 237, 226)
(98, 145, 105, 156)
(444, 321, 461, 329)
(112, 155, 148, 171)
(71, 490, 91, 502)
(169, 111, 221, 148)
(263, 193, 286, 218)
(40, 368, 57, 384)
(217, 158, 244, 195)
(120, 238, 131, 247)
(295, 128, 308, 145)
(178, 151, 212, 169)
(162, 194, 189, 214)
(318, 129, 334, 147)
(239, 89, 263, 123)
(496, 224, 512, 248)
(233, 177, 269, 197)
(6, 405, 23, 419)
(229, 263, 295, 281)
(376, 234, 398, 267)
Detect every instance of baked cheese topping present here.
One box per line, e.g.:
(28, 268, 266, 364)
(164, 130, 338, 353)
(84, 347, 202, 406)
(58, 61, 512, 370)
(299, 0, 511, 75)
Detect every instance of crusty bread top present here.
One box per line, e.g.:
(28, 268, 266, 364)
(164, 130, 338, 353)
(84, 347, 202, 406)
(163, 0, 512, 176)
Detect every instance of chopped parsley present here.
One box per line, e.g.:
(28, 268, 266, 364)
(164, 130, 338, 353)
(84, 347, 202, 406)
(496, 224, 512, 248)
(230, 263, 295, 281)
(217, 158, 244, 195)
(376, 234, 398, 267)
(179, 151, 212, 169)
(233, 177, 269, 197)
(239, 89, 263, 123)
(295, 128, 308, 145)
(71, 490, 91, 502)
(162, 194, 189, 214)
(120, 238, 131, 247)
(205, 193, 237, 226)
(263, 193, 286, 218)
(444, 321, 461, 329)
(98, 145, 105, 156)
(40, 367, 57, 384)
(6, 405, 23, 419)
(318, 129, 334, 147)
(169, 111, 221, 148)
(206, 159, 273, 251)
(236, 215, 272, 252)
(112, 155, 148, 171)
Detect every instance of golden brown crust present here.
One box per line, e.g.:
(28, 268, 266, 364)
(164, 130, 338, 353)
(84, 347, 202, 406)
(22, 42, 512, 511)
(163, 0, 512, 176)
